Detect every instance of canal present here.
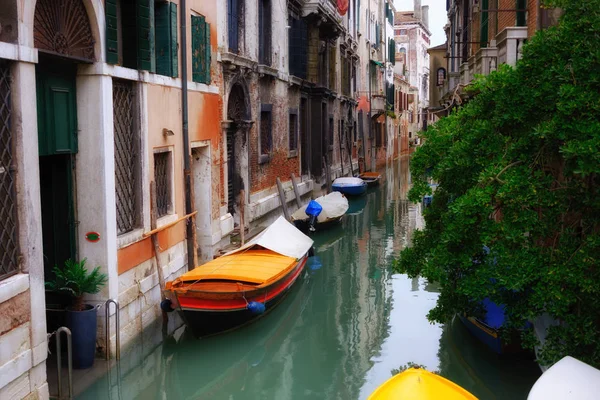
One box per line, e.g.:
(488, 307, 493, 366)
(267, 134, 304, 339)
(77, 158, 540, 400)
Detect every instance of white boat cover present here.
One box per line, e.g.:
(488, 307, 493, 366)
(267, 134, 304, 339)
(225, 216, 314, 260)
(332, 177, 365, 186)
(291, 191, 349, 223)
(528, 356, 600, 400)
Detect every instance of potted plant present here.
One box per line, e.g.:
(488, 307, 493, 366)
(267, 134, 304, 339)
(45, 258, 107, 369)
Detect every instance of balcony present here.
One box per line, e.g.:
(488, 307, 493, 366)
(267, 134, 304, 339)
(302, 0, 344, 38)
(370, 95, 386, 115)
(497, 27, 528, 67)
(475, 46, 498, 76)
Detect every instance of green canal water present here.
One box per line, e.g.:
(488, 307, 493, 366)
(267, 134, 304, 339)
(77, 158, 540, 400)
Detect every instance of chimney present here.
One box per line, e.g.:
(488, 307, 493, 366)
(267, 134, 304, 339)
(414, 0, 422, 22)
(422, 5, 429, 30)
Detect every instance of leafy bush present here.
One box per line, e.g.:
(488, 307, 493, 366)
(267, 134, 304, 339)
(395, 0, 600, 367)
(45, 258, 107, 311)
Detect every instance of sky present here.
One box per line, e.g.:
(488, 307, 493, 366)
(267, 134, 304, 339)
(394, 0, 448, 47)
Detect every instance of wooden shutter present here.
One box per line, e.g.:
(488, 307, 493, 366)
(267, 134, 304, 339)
(105, 0, 119, 64)
(155, 2, 178, 77)
(170, 3, 178, 77)
(480, 0, 489, 48)
(192, 15, 211, 84)
(137, 0, 153, 71)
(155, 2, 171, 75)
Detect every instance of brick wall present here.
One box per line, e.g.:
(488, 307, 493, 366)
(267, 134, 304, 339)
(249, 79, 301, 194)
(527, 0, 538, 37)
(498, 0, 517, 32)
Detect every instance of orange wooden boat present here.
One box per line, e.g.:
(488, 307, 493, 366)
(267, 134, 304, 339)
(358, 172, 381, 187)
(163, 217, 314, 337)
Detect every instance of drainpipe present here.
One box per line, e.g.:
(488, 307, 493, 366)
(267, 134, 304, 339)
(180, 0, 196, 271)
(368, 1, 374, 172)
(383, 1, 388, 165)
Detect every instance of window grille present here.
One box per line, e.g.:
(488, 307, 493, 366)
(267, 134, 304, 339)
(289, 110, 298, 153)
(113, 79, 138, 235)
(0, 61, 19, 280)
(328, 117, 334, 151)
(154, 151, 171, 217)
(260, 105, 272, 157)
(228, 0, 242, 53)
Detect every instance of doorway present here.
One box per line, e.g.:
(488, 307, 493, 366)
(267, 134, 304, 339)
(36, 56, 78, 279)
(192, 143, 213, 262)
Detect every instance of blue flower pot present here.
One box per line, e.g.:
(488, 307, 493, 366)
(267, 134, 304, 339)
(65, 304, 97, 369)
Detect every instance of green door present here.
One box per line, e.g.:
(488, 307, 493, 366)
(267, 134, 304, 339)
(36, 57, 78, 277)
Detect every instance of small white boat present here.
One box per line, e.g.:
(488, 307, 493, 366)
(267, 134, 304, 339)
(528, 356, 600, 400)
(332, 177, 367, 196)
(291, 191, 349, 232)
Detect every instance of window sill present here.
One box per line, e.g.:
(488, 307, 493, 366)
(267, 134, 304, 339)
(288, 150, 298, 159)
(157, 213, 178, 228)
(257, 64, 278, 78)
(0, 274, 29, 304)
(117, 228, 145, 250)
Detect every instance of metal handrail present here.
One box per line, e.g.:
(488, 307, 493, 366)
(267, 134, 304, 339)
(56, 327, 73, 399)
(105, 299, 120, 360)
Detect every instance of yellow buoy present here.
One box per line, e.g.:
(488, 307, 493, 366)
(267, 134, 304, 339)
(368, 368, 478, 400)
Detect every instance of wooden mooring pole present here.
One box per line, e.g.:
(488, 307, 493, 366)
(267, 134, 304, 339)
(290, 174, 302, 208)
(276, 177, 291, 220)
(150, 182, 168, 326)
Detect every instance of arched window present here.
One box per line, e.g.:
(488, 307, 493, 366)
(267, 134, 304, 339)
(437, 68, 446, 86)
(398, 47, 406, 64)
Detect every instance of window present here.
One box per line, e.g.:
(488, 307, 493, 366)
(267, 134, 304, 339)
(358, 110, 364, 141)
(480, 0, 489, 48)
(258, 0, 272, 65)
(400, 29, 407, 35)
(437, 68, 446, 86)
(328, 46, 337, 90)
(154, 150, 173, 218)
(192, 15, 211, 84)
(260, 104, 272, 162)
(516, 0, 527, 27)
(375, 122, 382, 147)
(398, 47, 406, 64)
(289, 13, 308, 79)
(0, 61, 19, 280)
(154, 2, 178, 77)
(289, 109, 298, 155)
(328, 116, 334, 151)
(353, 120, 357, 143)
(339, 120, 344, 149)
(105, 0, 153, 70)
(113, 79, 141, 235)
(227, 0, 244, 53)
(389, 39, 396, 65)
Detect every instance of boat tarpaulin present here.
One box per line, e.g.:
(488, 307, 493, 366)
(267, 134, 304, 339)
(291, 191, 349, 222)
(226, 216, 314, 259)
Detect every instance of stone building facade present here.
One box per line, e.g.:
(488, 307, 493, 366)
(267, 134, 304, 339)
(0, 1, 396, 398)
(438, 0, 562, 112)
(394, 0, 431, 134)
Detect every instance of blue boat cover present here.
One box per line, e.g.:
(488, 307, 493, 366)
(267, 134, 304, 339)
(482, 297, 506, 329)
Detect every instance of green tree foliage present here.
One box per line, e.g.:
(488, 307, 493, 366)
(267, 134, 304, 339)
(395, 0, 600, 367)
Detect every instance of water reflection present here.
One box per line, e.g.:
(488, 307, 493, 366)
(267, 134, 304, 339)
(77, 157, 538, 400)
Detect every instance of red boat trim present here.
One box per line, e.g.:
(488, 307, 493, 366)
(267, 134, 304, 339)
(178, 257, 307, 311)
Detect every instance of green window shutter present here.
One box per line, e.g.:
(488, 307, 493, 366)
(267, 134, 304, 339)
(204, 22, 211, 84)
(155, 2, 171, 76)
(170, 3, 178, 78)
(105, 0, 118, 64)
(516, 0, 527, 27)
(192, 15, 205, 83)
(137, 0, 153, 71)
(480, 0, 489, 48)
(192, 15, 211, 84)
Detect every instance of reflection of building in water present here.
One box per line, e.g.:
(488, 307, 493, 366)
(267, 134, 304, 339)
(436, 317, 540, 400)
